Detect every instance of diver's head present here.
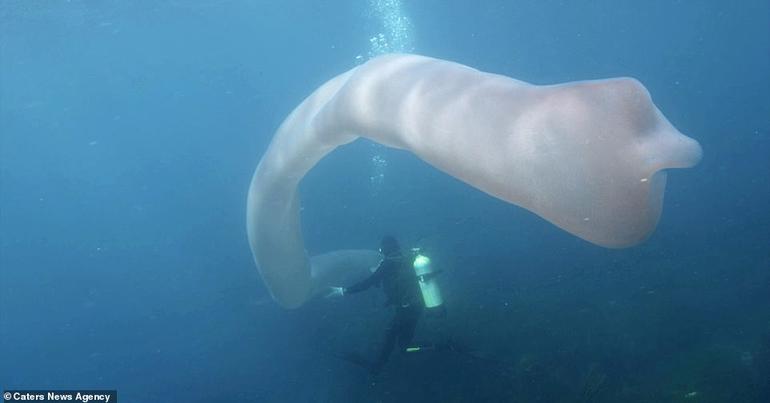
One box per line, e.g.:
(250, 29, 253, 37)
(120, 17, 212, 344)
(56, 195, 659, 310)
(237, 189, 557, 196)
(379, 235, 401, 257)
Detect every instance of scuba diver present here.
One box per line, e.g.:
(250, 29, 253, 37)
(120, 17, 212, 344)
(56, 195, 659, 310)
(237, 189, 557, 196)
(327, 235, 445, 374)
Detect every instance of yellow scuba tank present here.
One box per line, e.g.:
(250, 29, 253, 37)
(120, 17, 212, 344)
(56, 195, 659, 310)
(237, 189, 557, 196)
(412, 251, 443, 308)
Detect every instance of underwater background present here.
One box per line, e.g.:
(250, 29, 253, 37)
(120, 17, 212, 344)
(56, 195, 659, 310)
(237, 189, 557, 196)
(1, 0, 768, 402)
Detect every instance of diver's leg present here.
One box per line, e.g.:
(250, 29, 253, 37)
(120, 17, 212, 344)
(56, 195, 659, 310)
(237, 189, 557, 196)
(397, 309, 419, 350)
(398, 305, 423, 352)
(370, 311, 403, 373)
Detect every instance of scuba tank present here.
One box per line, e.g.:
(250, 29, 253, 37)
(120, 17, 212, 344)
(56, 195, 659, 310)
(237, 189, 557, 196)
(412, 250, 443, 308)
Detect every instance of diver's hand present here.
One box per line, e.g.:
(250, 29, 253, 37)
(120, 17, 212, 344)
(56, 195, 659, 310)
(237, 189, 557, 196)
(325, 286, 346, 298)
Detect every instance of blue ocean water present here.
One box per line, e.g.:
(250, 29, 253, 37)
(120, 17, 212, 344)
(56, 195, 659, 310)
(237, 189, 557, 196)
(1, 1, 768, 402)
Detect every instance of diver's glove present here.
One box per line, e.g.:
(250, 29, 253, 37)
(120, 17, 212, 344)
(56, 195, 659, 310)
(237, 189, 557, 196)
(325, 286, 346, 298)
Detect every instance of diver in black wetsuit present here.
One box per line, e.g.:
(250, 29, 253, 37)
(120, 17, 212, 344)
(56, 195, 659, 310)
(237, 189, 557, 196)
(333, 236, 425, 374)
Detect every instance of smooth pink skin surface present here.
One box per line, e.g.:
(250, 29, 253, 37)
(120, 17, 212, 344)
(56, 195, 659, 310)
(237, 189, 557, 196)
(247, 54, 702, 308)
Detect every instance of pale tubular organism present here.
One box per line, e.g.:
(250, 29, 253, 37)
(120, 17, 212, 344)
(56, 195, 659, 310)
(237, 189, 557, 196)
(247, 54, 702, 308)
